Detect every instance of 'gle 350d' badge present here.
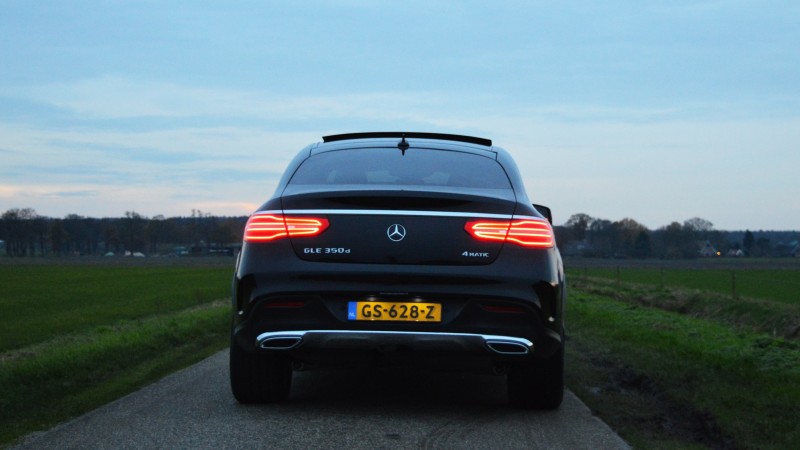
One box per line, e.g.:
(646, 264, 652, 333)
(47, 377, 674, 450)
(387, 224, 406, 242)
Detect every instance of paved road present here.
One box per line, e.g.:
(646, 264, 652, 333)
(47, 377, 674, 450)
(14, 350, 629, 449)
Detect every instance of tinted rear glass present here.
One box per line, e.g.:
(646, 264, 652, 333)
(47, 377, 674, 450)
(288, 148, 511, 190)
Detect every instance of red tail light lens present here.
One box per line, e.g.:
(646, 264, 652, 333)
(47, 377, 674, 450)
(464, 218, 554, 248)
(244, 214, 329, 242)
(506, 219, 555, 248)
(465, 220, 511, 242)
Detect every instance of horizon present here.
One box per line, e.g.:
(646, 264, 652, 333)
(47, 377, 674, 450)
(3, 207, 799, 234)
(1, 2, 798, 230)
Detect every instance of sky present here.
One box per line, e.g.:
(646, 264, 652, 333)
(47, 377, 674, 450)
(1, 1, 798, 230)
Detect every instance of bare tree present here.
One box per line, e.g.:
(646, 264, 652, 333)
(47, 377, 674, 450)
(684, 217, 714, 232)
(1, 208, 39, 256)
(124, 211, 146, 255)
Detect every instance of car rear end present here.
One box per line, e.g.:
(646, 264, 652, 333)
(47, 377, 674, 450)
(230, 133, 566, 408)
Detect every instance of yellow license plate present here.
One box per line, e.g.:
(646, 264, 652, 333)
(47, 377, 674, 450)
(347, 301, 441, 322)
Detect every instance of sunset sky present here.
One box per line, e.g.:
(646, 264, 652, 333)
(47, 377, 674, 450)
(1, 1, 798, 230)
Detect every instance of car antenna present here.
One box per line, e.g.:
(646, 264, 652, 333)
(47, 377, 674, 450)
(397, 134, 409, 155)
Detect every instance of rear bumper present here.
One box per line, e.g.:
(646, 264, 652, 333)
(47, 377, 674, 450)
(256, 329, 534, 355)
(245, 328, 562, 370)
(232, 240, 566, 366)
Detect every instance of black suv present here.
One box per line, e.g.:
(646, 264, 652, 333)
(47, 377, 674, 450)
(230, 132, 566, 409)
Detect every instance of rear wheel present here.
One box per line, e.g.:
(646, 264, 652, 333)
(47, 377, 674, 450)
(507, 346, 564, 410)
(230, 340, 292, 404)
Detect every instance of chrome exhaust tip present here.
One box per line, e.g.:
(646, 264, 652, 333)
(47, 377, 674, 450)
(485, 340, 531, 355)
(258, 335, 303, 350)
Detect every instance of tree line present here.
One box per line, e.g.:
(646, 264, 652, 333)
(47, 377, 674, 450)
(555, 213, 798, 259)
(1, 208, 797, 258)
(0, 208, 245, 257)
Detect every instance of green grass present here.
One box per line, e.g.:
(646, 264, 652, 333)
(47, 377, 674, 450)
(566, 278, 800, 449)
(0, 261, 233, 447)
(568, 266, 800, 305)
(4, 258, 799, 448)
(573, 278, 800, 343)
(0, 264, 232, 352)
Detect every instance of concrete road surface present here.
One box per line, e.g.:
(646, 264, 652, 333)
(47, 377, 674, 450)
(14, 350, 629, 449)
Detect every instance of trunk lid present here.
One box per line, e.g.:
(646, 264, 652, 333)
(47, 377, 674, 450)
(281, 188, 516, 265)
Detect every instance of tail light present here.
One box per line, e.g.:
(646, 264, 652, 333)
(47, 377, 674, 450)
(464, 218, 554, 248)
(244, 214, 329, 242)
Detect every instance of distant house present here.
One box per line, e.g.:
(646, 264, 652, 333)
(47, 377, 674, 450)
(774, 240, 799, 258)
(726, 248, 745, 257)
(700, 240, 718, 257)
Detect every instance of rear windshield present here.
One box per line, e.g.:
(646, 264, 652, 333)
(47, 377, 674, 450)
(288, 148, 512, 190)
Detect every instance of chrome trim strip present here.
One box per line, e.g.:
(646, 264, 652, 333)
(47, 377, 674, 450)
(253, 210, 541, 220)
(256, 330, 533, 352)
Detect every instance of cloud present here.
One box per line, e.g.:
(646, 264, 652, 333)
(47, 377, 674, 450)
(2, 76, 799, 228)
(10, 75, 792, 134)
(0, 183, 101, 202)
(13, 76, 457, 123)
(0, 121, 312, 217)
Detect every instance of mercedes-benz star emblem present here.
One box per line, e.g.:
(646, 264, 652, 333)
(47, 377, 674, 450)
(387, 224, 407, 242)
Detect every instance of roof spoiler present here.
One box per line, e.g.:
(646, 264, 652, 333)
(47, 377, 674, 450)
(322, 132, 492, 147)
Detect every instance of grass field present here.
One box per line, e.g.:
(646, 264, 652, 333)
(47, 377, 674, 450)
(564, 257, 800, 449)
(2, 256, 799, 449)
(0, 257, 235, 447)
(0, 262, 232, 352)
(569, 263, 800, 305)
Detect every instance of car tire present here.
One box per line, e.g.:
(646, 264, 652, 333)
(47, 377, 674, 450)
(507, 346, 564, 410)
(230, 340, 292, 404)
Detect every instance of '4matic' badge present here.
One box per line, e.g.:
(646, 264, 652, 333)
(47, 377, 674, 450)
(462, 251, 490, 258)
(387, 224, 406, 242)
